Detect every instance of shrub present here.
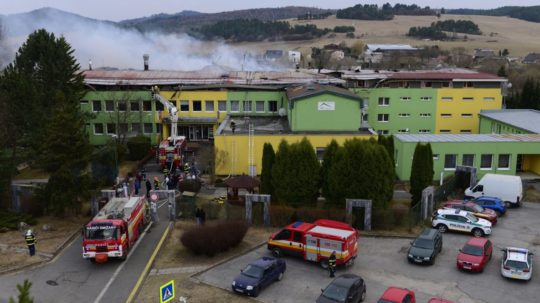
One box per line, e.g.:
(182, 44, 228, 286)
(127, 136, 151, 161)
(181, 221, 248, 256)
(178, 179, 202, 193)
(0, 211, 38, 231)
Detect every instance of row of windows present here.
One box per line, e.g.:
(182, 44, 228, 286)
(439, 129, 472, 133)
(377, 96, 495, 106)
(377, 113, 475, 122)
(441, 154, 510, 170)
(377, 129, 432, 135)
(89, 100, 154, 112)
(92, 123, 160, 135)
(441, 97, 495, 102)
(440, 113, 474, 118)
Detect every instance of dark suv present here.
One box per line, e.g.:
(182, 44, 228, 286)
(407, 228, 442, 265)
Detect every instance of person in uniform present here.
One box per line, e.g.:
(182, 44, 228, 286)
(25, 230, 36, 256)
(328, 251, 337, 277)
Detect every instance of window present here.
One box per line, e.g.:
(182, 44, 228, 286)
(143, 123, 153, 134)
(378, 97, 390, 106)
(462, 97, 474, 101)
(460, 129, 472, 133)
(398, 113, 410, 117)
(293, 232, 303, 242)
(441, 113, 452, 118)
(377, 130, 389, 135)
(400, 96, 411, 101)
(462, 154, 475, 166)
(439, 129, 451, 133)
(118, 101, 127, 112)
(256, 101, 265, 112)
(269, 100, 278, 112)
(377, 114, 389, 122)
(94, 123, 104, 134)
(419, 129, 431, 133)
(92, 100, 102, 112)
(105, 100, 114, 112)
(132, 123, 141, 133)
(143, 101, 152, 112)
(106, 123, 116, 134)
(192, 100, 202, 112)
(205, 100, 214, 112)
(483, 97, 495, 102)
(127, 101, 138, 112)
(441, 97, 453, 102)
(433, 154, 439, 160)
(275, 229, 291, 241)
(179, 100, 188, 112)
(444, 154, 457, 170)
(316, 147, 325, 162)
(218, 100, 227, 112)
(419, 113, 431, 117)
(80, 99, 88, 105)
(398, 129, 410, 133)
(461, 113, 473, 118)
(420, 96, 432, 101)
(480, 154, 493, 169)
(118, 123, 128, 133)
(156, 102, 164, 111)
(498, 154, 510, 169)
(243, 100, 252, 112)
(230, 101, 240, 112)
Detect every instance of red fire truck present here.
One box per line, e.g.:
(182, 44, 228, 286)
(159, 136, 187, 171)
(267, 219, 359, 268)
(82, 196, 148, 263)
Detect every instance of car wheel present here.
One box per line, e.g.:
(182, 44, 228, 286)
(472, 228, 484, 237)
(272, 248, 282, 258)
(320, 260, 329, 269)
(504, 201, 511, 208)
(277, 272, 284, 281)
(437, 224, 448, 233)
(360, 288, 366, 302)
(495, 210, 502, 217)
(252, 287, 260, 297)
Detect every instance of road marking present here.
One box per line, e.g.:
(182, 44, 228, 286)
(93, 222, 153, 303)
(125, 221, 173, 303)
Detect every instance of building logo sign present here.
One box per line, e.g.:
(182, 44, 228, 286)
(318, 101, 335, 111)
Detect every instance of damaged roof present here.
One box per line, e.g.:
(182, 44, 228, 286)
(286, 84, 362, 102)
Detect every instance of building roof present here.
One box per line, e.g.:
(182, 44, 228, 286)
(286, 84, 362, 102)
(523, 53, 540, 63)
(82, 69, 344, 86)
(340, 68, 505, 82)
(395, 134, 540, 143)
(366, 44, 418, 51)
(479, 109, 540, 134)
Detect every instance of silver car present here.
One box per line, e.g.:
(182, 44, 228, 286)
(501, 247, 533, 281)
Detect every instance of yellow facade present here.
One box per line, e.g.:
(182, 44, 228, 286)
(155, 90, 227, 138)
(214, 134, 374, 176)
(523, 155, 540, 175)
(435, 88, 502, 134)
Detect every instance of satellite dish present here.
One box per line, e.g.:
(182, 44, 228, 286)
(278, 108, 287, 117)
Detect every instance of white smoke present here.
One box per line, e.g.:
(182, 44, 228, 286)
(0, 8, 280, 71)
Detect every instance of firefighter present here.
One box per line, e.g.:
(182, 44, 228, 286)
(25, 229, 36, 256)
(154, 176, 160, 190)
(183, 162, 190, 177)
(328, 251, 337, 277)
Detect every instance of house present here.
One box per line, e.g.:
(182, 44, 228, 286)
(473, 49, 495, 62)
(522, 53, 540, 64)
(363, 44, 420, 64)
(264, 50, 284, 62)
(330, 50, 345, 61)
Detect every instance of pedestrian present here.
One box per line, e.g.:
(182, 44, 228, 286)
(165, 175, 170, 190)
(328, 251, 337, 277)
(145, 179, 152, 198)
(25, 229, 36, 256)
(154, 176, 160, 190)
(150, 200, 159, 223)
(201, 208, 206, 225)
(134, 178, 141, 196)
(195, 208, 201, 225)
(123, 182, 129, 197)
(141, 167, 147, 181)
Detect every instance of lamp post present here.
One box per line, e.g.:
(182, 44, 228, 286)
(110, 134, 119, 185)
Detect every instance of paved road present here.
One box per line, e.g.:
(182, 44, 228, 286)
(0, 163, 172, 303)
(198, 202, 540, 303)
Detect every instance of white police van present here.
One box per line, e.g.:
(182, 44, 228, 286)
(431, 209, 492, 237)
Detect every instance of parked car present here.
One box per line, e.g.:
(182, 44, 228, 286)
(377, 287, 415, 303)
(231, 257, 286, 297)
(407, 228, 442, 265)
(464, 173, 523, 208)
(457, 237, 493, 272)
(431, 209, 492, 237)
(470, 196, 506, 217)
(442, 200, 498, 225)
(317, 274, 366, 303)
(501, 247, 533, 281)
(428, 298, 455, 303)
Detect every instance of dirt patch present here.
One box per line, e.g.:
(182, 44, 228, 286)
(524, 186, 540, 203)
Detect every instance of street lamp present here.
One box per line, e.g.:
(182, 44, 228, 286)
(110, 134, 119, 185)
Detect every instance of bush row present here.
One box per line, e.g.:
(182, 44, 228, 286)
(0, 211, 37, 231)
(181, 220, 248, 256)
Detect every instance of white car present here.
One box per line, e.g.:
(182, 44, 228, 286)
(501, 247, 533, 281)
(431, 208, 492, 237)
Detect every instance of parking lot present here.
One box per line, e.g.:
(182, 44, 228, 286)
(197, 202, 540, 303)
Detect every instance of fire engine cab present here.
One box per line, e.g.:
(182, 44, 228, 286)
(159, 136, 187, 171)
(267, 219, 358, 268)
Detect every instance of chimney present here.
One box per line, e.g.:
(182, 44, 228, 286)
(143, 54, 149, 71)
(88, 59, 92, 71)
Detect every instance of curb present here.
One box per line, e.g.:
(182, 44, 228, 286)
(0, 228, 81, 276)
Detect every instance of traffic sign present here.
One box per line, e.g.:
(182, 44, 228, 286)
(159, 280, 175, 303)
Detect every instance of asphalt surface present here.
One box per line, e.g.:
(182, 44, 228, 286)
(198, 202, 540, 303)
(0, 163, 172, 303)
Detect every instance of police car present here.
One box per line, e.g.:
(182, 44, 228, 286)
(501, 247, 533, 281)
(431, 209, 492, 237)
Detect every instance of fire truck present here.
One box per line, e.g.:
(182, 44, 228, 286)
(82, 196, 148, 263)
(267, 219, 358, 268)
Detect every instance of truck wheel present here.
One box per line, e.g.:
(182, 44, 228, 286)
(472, 228, 484, 237)
(272, 248, 282, 258)
(90, 258, 96, 263)
(437, 224, 448, 233)
(120, 246, 129, 261)
(320, 260, 329, 269)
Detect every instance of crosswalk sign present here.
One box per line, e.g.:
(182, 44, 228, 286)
(159, 280, 175, 303)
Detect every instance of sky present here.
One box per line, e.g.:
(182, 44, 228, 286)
(2, 0, 539, 21)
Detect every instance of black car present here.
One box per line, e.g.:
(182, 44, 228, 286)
(407, 228, 442, 265)
(316, 274, 366, 303)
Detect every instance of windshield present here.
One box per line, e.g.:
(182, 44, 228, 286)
(85, 224, 118, 240)
(322, 284, 349, 302)
(471, 205, 484, 212)
(466, 214, 478, 223)
(462, 244, 483, 256)
(413, 238, 434, 249)
(241, 265, 264, 279)
(505, 260, 529, 270)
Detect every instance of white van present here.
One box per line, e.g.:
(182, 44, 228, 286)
(465, 174, 523, 208)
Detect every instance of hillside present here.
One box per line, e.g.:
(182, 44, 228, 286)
(448, 6, 540, 23)
(119, 6, 335, 33)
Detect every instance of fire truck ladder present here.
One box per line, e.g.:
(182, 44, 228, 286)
(248, 122, 255, 176)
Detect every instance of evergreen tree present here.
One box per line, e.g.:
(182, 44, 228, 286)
(320, 139, 339, 200)
(520, 78, 537, 109)
(9, 279, 33, 303)
(260, 143, 275, 196)
(497, 65, 507, 77)
(271, 140, 292, 203)
(409, 143, 434, 208)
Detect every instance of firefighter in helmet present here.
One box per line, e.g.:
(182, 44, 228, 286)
(153, 176, 160, 190)
(328, 251, 337, 277)
(25, 229, 36, 256)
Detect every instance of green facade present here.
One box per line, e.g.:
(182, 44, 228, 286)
(81, 90, 159, 145)
(479, 116, 531, 134)
(289, 92, 362, 131)
(394, 135, 540, 181)
(352, 88, 437, 135)
(226, 90, 287, 116)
